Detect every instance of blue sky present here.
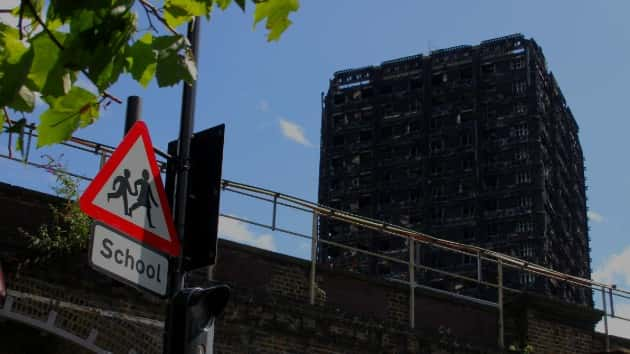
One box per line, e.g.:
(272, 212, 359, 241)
(2, 0, 630, 336)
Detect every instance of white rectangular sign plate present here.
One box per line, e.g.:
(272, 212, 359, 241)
(90, 223, 169, 296)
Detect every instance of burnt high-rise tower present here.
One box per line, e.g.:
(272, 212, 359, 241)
(317, 34, 590, 305)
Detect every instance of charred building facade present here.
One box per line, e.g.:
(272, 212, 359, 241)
(317, 34, 591, 305)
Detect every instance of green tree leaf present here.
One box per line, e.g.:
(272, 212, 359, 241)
(155, 48, 197, 87)
(253, 0, 299, 42)
(11, 85, 36, 112)
(153, 35, 197, 87)
(61, 4, 136, 91)
(164, 0, 212, 28)
(216, 0, 232, 10)
(126, 33, 157, 87)
(91, 52, 127, 92)
(27, 32, 72, 97)
(37, 87, 98, 147)
(0, 109, 5, 132)
(0, 24, 34, 112)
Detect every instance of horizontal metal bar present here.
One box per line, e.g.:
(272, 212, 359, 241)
(318, 238, 408, 265)
(222, 186, 313, 214)
(0, 153, 93, 182)
(611, 291, 630, 301)
(220, 214, 312, 240)
(611, 314, 630, 322)
(388, 278, 499, 308)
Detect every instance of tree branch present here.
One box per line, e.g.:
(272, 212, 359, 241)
(18, 1, 24, 39)
(138, 0, 179, 36)
(22, 0, 123, 104)
(142, 3, 158, 33)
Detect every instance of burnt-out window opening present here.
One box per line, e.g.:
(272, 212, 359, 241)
(515, 103, 527, 114)
(460, 67, 473, 80)
(360, 130, 372, 142)
(516, 172, 531, 184)
(481, 63, 495, 74)
(430, 139, 444, 153)
(485, 175, 498, 189)
(514, 81, 527, 96)
(334, 93, 345, 105)
(487, 223, 498, 236)
(460, 131, 473, 146)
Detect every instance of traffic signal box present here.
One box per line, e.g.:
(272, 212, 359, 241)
(166, 124, 225, 272)
(165, 284, 230, 353)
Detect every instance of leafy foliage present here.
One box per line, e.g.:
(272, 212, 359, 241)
(0, 0, 299, 147)
(508, 344, 534, 354)
(20, 156, 92, 261)
(253, 0, 299, 42)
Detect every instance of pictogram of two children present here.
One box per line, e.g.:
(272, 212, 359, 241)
(107, 169, 158, 228)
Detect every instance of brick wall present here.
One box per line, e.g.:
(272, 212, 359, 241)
(505, 294, 603, 354)
(527, 315, 593, 354)
(213, 240, 501, 352)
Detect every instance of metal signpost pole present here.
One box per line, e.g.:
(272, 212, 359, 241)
(125, 96, 142, 134)
(163, 17, 200, 354)
(174, 17, 200, 287)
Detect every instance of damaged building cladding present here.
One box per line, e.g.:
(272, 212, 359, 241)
(317, 33, 591, 306)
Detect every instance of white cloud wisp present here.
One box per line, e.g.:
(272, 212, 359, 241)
(218, 215, 276, 251)
(279, 118, 312, 147)
(588, 211, 605, 223)
(593, 246, 630, 286)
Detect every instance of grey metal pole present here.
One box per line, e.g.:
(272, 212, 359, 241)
(497, 259, 504, 349)
(125, 96, 142, 134)
(309, 213, 318, 305)
(99, 151, 107, 169)
(609, 287, 615, 317)
(272, 194, 278, 231)
(409, 240, 415, 329)
(602, 286, 609, 352)
(477, 251, 482, 283)
(163, 17, 201, 354)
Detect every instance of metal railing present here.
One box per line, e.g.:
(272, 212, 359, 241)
(2, 121, 629, 351)
(219, 179, 630, 350)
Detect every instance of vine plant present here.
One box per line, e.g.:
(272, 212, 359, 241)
(20, 156, 91, 263)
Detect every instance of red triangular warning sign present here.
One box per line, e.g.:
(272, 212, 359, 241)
(80, 121, 180, 257)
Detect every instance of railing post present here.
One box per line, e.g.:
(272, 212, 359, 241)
(309, 213, 318, 305)
(98, 151, 107, 169)
(23, 128, 33, 163)
(271, 194, 278, 231)
(498, 259, 504, 349)
(602, 286, 609, 352)
(609, 286, 615, 317)
(409, 240, 415, 329)
(477, 250, 482, 283)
